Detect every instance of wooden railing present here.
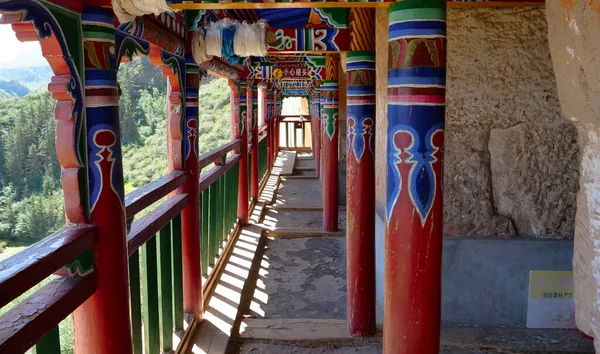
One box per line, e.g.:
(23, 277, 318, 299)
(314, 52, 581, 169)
(198, 139, 241, 170)
(0, 133, 273, 353)
(279, 119, 310, 148)
(126, 190, 187, 353)
(200, 152, 240, 276)
(0, 226, 97, 353)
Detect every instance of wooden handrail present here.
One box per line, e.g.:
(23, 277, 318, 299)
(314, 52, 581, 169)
(279, 117, 307, 122)
(199, 154, 241, 193)
(0, 273, 97, 354)
(258, 124, 267, 134)
(0, 225, 97, 309)
(127, 194, 189, 256)
(198, 139, 241, 170)
(125, 171, 189, 219)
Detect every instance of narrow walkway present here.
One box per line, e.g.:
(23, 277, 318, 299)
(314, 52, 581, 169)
(187, 151, 594, 354)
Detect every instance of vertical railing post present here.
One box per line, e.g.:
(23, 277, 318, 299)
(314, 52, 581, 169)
(250, 81, 259, 201)
(73, 7, 134, 353)
(384, 1, 446, 353)
(321, 54, 340, 232)
(234, 80, 249, 225)
(179, 57, 203, 320)
(346, 7, 377, 337)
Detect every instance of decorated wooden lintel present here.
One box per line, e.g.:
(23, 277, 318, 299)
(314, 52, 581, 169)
(119, 15, 186, 56)
(172, 0, 544, 9)
(245, 63, 324, 80)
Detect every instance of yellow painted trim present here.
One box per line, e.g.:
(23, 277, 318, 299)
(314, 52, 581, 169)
(171, 2, 544, 10)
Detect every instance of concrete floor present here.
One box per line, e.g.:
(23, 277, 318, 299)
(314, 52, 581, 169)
(260, 237, 347, 320)
(262, 209, 346, 230)
(193, 152, 594, 354)
(234, 330, 595, 353)
(274, 178, 323, 208)
(235, 344, 594, 354)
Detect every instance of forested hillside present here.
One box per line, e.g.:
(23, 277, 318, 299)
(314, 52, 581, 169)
(0, 66, 53, 91)
(0, 80, 31, 99)
(0, 56, 231, 250)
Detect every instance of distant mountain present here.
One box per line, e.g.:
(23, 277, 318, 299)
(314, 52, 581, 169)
(0, 66, 52, 91)
(0, 80, 31, 98)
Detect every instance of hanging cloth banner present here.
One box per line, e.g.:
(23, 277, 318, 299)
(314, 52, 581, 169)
(192, 28, 213, 64)
(197, 18, 268, 65)
(113, 0, 175, 24)
(221, 26, 240, 65)
(234, 21, 268, 57)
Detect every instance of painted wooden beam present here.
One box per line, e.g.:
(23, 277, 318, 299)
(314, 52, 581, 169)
(200, 57, 242, 80)
(250, 55, 326, 65)
(245, 63, 325, 80)
(171, 1, 544, 10)
(267, 27, 348, 52)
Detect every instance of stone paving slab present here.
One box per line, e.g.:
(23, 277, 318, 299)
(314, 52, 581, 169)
(233, 326, 595, 353)
(273, 178, 322, 208)
(295, 158, 317, 170)
(262, 209, 345, 230)
(259, 237, 347, 320)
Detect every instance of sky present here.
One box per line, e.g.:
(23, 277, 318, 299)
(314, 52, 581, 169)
(0, 24, 48, 68)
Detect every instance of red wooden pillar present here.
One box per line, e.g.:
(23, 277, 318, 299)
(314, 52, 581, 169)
(234, 80, 249, 225)
(274, 90, 280, 161)
(180, 59, 203, 320)
(346, 7, 376, 337)
(249, 81, 259, 200)
(266, 84, 272, 169)
(321, 54, 339, 232)
(277, 91, 280, 159)
(384, 1, 447, 353)
(73, 6, 134, 353)
(313, 85, 321, 177)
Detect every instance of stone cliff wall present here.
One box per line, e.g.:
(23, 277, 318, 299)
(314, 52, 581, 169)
(545, 0, 600, 346)
(374, 6, 579, 239)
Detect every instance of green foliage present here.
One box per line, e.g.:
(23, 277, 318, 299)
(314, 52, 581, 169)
(0, 57, 232, 245)
(118, 56, 167, 145)
(198, 77, 232, 153)
(0, 56, 232, 354)
(0, 91, 63, 242)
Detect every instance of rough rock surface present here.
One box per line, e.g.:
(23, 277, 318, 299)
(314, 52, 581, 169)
(545, 0, 600, 348)
(488, 122, 578, 238)
(442, 6, 579, 238)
